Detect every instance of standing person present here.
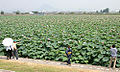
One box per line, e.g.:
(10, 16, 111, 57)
(65, 45, 72, 66)
(6, 45, 12, 60)
(2, 38, 13, 60)
(109, 44, 117, 68)
(12, 40, 19, 60)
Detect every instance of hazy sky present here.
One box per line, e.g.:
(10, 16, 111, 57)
(0, 0, 120, 12)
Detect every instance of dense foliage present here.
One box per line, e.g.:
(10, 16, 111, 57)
(0, 15, 120, 67)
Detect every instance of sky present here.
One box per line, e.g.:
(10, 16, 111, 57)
(0, 0, 120, 12)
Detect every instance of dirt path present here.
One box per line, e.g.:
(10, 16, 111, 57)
(0, 69, 15, 72)
(0, 56, 120, 72)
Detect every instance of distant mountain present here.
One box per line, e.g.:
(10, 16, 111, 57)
(38, 4, 59, 12)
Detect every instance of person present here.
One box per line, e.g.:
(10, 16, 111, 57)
(12, 40, 19, 60)
(109, 44, 117, 68)
(5, 45, 12, 60)
(65, 45, 72, 66)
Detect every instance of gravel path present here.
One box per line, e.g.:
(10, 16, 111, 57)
(0, 56, 120, 72)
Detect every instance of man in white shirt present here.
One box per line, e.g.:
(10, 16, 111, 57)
(109, 44, 117, 68)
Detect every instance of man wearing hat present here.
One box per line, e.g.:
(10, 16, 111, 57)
(12, 40, 19, 60)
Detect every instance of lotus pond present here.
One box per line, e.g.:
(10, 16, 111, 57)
(0, 15, 120, 67)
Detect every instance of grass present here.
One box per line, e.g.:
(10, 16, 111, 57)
(0, 59, 99, 72)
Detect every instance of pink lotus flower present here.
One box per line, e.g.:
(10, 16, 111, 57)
(48, 38, 51, 41)
(102, 42, 104, 44)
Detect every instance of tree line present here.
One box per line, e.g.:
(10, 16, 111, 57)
(1, 8, 120, 15)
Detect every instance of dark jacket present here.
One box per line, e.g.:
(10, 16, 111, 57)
(65, 48, 72, 57)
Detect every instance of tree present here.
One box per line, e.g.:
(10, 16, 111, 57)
(15, 11, 20, 14)
(58, 12, 64, 14)
(119, 10, 120, 13)
(100, 10, 103, 13)
(24, 12, 29, 14)
(96, 11, 99, 13)
(32, 11, 39, 14)
(103, 8, 109, 13)
(69, 12, 75, 14)
(1, 11, 4, 15)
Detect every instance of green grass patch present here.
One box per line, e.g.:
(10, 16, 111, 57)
(0, 60, 98, 72)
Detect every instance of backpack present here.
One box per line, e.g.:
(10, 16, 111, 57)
(68, 49, 72, 55)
